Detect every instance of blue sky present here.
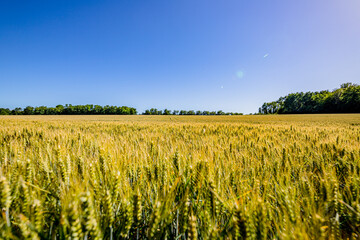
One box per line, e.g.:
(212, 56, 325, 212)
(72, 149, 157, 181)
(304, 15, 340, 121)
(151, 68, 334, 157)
(1, 0, 359, 113)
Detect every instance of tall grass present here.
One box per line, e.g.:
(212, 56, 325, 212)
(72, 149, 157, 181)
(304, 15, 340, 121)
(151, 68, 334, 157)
(0, 115, 359, 239)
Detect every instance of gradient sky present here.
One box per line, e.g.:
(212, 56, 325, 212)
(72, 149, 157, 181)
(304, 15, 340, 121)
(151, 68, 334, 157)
(1, 0, 359, 113)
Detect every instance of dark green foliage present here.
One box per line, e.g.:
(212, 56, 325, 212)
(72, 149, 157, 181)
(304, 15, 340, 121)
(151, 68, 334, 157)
(143, 108, 163, 115)
(259, 83, 360, 114)
(0, 108, 11, 115)
(23, 106, 34, 115)
(142, 109, 243, 115)
(0, 104, 137, 115)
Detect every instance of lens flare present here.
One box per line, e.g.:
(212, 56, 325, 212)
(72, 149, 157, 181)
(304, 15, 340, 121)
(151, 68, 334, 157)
(236, 71, 244, 79)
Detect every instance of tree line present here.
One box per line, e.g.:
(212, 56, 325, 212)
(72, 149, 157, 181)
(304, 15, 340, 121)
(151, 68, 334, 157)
(0, 105, 243, 116)
(259, 83, 360, 114)
(142, 108, 243, 115)
(0, 104, 137, 115)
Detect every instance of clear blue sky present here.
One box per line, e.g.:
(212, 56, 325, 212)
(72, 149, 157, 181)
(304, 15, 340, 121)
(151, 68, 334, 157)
(1, 0, 359, 113)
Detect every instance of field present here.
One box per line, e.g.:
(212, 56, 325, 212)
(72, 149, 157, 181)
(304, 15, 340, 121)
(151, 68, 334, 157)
(0, 114, 360, 239)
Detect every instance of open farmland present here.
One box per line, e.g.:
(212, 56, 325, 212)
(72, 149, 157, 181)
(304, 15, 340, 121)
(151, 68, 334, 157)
(0, 115, 360, 239)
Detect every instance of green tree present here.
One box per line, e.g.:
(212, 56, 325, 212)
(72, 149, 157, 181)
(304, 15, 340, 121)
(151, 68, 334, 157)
(259, 83, 360, 114)
(163, 109, 171, 115)
(0, 108, 11, 115)
(23, 106, 34, 115)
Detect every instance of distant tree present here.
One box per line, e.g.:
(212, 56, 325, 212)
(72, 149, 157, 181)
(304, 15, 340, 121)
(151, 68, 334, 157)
(142, 108, 162, 115)
(143, 108, 244, 116)
(151, 108, 162, 115)
(163, 109, 171, 115)
(341, 82, 357, 88)
(12, 107, 23, 115)
(64, 104, 74, 114)
(149, 108, 156, 115)
(93, 105, 103, 114)
(0, 104, 136, 115)
(259, 83, 360, 114)
(23, 106, 34, 115)
(55, 105, 65, 114)
(143, 109, 151, 115)
(47, 107, 57, 115)
(202, 111, 210, 115)
(0, 108, 11, 115)
(179, 110, 187, 115)
(130, 108, 137, 115)
(34, 106, 47, 115)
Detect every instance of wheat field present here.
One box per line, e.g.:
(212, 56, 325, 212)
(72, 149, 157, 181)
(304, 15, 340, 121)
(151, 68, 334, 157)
(0, 114, 360, 239)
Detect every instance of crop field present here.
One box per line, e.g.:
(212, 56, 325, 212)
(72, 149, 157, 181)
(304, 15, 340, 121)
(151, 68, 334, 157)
(0, 114, 360, 239)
